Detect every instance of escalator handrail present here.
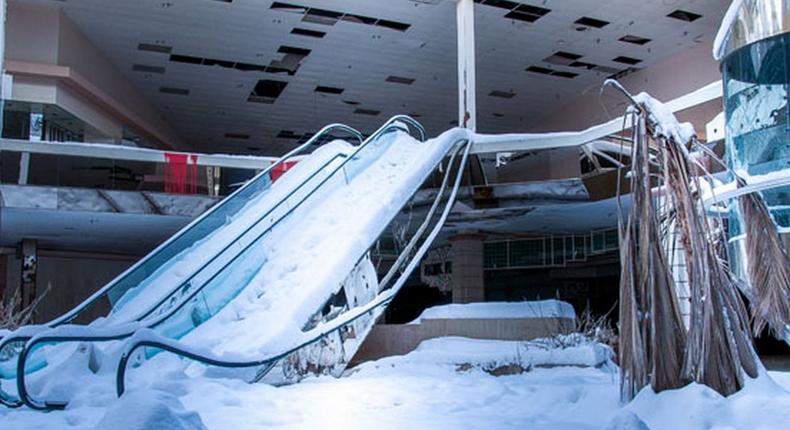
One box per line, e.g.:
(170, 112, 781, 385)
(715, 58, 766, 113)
(115, 137, 472, 398)
(0, 123, 361, 409)
(15, 116, 427, 410)
(6, 123, 364, 333)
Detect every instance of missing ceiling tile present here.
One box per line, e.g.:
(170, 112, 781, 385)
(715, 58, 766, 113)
(248, 79, 288, 103)
(544, 51, 583, 66)
(303, 8, 342, 25)
(385, 75, 415, 85)
(619, 35, 652, 45)
(550, 71, 578, 79)
(354, 108, 380, 116)
(170, 54, 203, 65)
(613, 56, 642, 65)
(315, 86, 344, 94)
(159, 86, 190, 96)
(138, 43, 172, 54)
(474, 0, 519, 11)
(270, 2, 308, 14)
(132, 64, 165, 74)
(341, 14, 378, 25)
(526, 66, 578, 79)
(270, 46, 311, 74)
(574, 16, 609, 29)
(667, 9, 702, 22)
(277, 130, 301, 139)
(291, 28, 326, 38)
(569, 61, 597, 70)
(204, 58, 235, 68)
(376, 19, 410, 32)
(526, 66, 553, 75)
(504, 4, 551, 23)
(489, 90, 516, 99)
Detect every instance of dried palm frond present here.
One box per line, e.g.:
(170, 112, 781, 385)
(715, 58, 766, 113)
(605, 79, 759, 400)
(738, 185, 790, 337)
(691, 143, 790, 339)
(615, 108, 687, 401)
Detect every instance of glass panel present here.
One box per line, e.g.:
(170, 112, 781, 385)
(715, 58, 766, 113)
(484, 242, 508, 269)
(552, 237, 565, 266)
(724, 33, 790, 277)
(509, 239, 544, 267)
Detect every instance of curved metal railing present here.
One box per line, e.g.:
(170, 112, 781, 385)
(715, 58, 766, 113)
(13, 116, 426, 410)
(115, 136, 471, 399)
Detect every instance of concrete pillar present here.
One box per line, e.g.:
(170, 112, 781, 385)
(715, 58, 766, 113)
(456, 0, 476, 131)
(450, 231, 485, 303)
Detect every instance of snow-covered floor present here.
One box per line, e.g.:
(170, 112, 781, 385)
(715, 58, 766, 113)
(1, 337, 788, 430)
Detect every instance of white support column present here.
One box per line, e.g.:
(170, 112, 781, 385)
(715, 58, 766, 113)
(456, 0, 477, 131)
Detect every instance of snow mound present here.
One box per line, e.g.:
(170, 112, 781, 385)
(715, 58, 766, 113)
(409, 299, 576, 324)
(363, 336, 612, 370)
(626, 372, 790, 430)
(93, 389, 206, 430)
(605, 411, 651, 430)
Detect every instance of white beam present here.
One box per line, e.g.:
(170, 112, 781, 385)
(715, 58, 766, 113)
(457, 0, 476, 131)
(0, 138, 282, 170)
(471, 80, 724, 154)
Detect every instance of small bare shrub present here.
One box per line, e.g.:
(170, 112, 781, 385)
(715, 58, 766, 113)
(1, 288, 46, 330)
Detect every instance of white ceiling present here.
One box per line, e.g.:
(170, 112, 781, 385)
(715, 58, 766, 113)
(18, 0, 728, 155)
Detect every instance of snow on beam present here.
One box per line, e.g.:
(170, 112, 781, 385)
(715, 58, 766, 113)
(470, 80, 723, 155)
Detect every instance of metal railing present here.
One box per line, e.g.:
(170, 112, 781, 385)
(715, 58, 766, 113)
(9, 116, 426, 410)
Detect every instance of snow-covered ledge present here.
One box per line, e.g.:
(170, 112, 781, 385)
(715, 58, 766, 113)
(352, 300, 576, 365)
